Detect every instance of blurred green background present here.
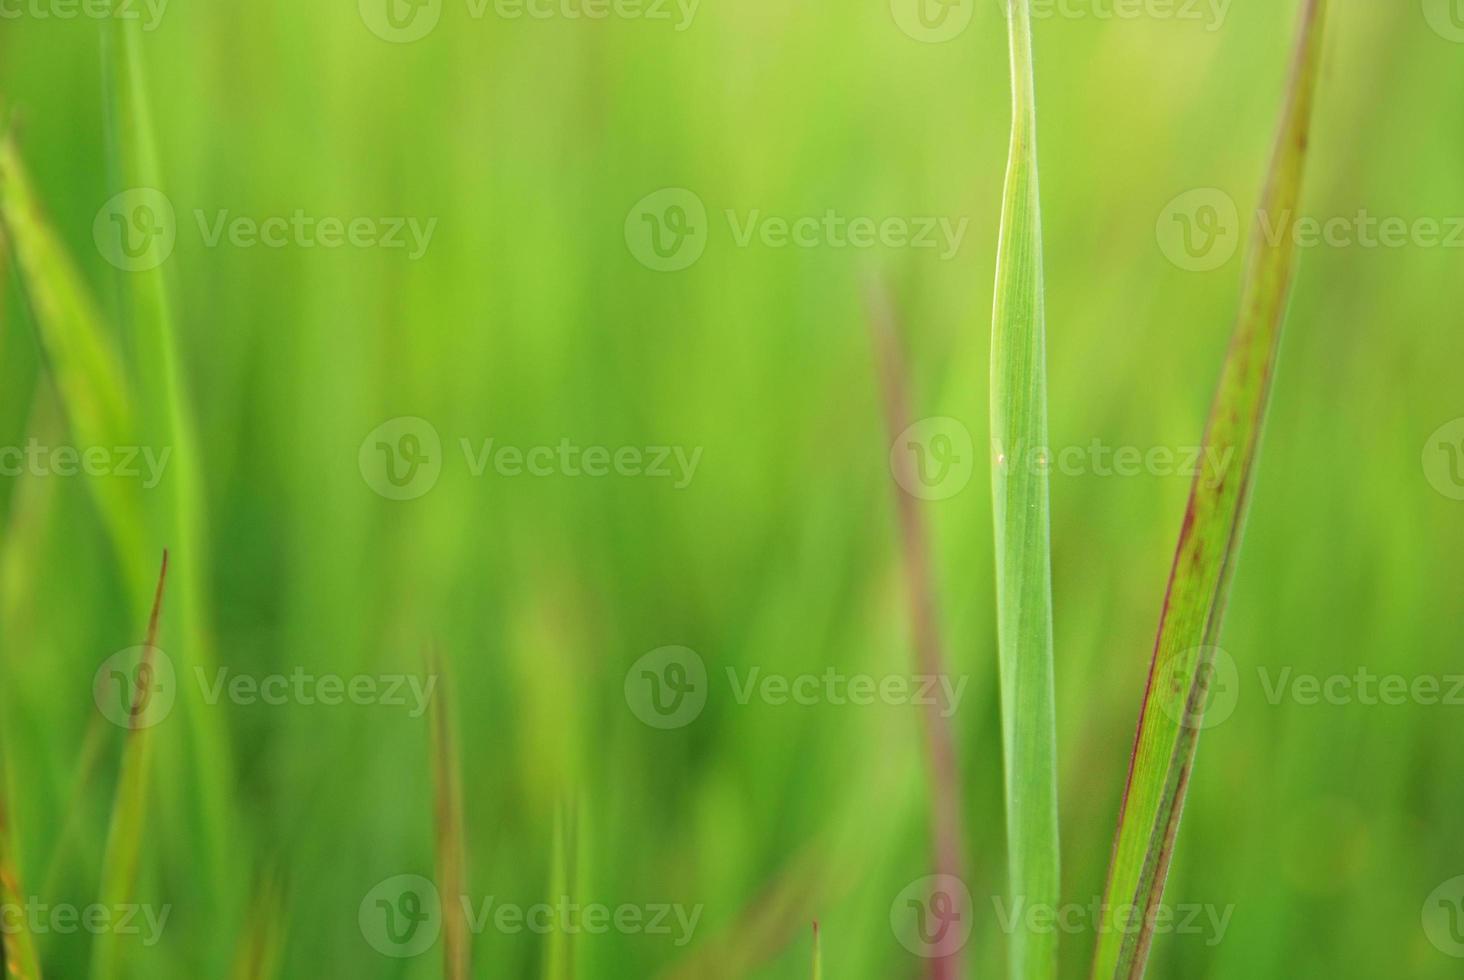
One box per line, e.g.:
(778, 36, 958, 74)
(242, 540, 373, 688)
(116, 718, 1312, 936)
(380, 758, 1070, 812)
(1, 0, 1462, 976)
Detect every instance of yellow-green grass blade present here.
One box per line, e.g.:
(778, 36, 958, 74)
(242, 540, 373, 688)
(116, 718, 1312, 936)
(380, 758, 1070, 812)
(1090, 3, 1329, 978)
(429, 649, 470, 980)
(228, 873, 285, 980)
(811, 921, 822, 980)
(990, 2, 1060, 978)
(101, 2, 238, 924)
(0, 136, 148, 597)
(92, 550, 170, 980)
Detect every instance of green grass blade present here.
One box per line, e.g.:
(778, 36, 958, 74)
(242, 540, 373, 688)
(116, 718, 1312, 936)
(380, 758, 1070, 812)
(990, 3, 1060, 978)
(92, 550, 170, 980)
(811, 921, 821, 980)
(543, 800, 578, 980)
(1090, 3, 1329, 978)
(428, 649, 470, 980)
(0, 136, 148, 598)
(101, 2, 238, 931)
(228, 873, 285, 980)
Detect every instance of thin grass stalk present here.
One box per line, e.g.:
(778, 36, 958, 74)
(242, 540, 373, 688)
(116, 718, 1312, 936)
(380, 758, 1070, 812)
(91, 550, 169, 980)
(1089, 3, 1330, 977)
(100, 1, 237, 925)
(867, 281, 967, 980)
(428, 648, 469, 980)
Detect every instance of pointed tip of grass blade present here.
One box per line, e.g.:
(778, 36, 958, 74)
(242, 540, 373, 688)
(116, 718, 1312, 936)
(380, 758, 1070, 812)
(992, 3, 1061, 978)
(91, 548, 172, 980)
(425, 645, 470, 980)
(127, 549, 169, 731)
(1090, 3, 1329, 978)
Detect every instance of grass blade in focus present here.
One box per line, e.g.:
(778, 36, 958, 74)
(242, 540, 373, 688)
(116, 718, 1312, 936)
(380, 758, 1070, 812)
(990, 2, 1060, 977)
(1090, 3, 1330, 977)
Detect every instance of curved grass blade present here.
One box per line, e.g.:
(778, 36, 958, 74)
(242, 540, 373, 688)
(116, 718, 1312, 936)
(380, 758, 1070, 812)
(1090, 3, 1329, 977)
(990, 3, 1060, 977)
(0, 135, 148, 597)
(92, 549, 170, 980)
(101, 0, 237, 914)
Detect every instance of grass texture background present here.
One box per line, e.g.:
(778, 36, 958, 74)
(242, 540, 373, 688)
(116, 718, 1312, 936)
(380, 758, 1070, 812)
(0, 1, 1462, 977)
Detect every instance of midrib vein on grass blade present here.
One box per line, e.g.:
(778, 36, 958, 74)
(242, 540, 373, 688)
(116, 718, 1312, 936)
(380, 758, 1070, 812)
(991, 3, 1060, 979)
(1090, 3, 1329, 978)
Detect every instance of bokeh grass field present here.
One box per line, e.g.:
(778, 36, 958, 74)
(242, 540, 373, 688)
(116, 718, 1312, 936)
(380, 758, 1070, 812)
(1, 1, 1462, 977)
